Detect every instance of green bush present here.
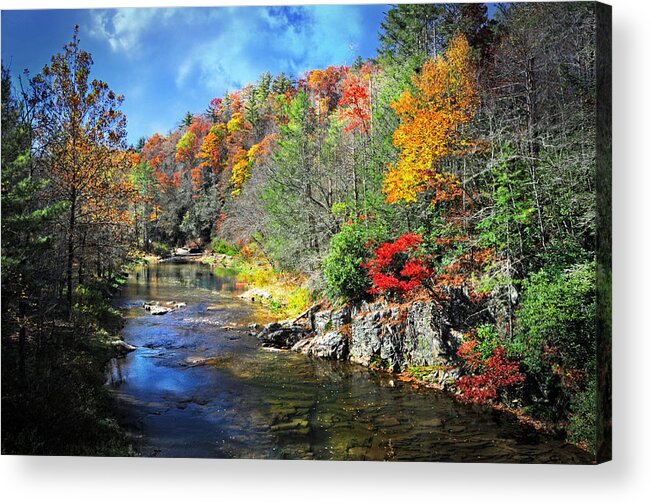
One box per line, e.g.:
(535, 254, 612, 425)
(323, 221, 374, 301)
(151, 241, 170, 257)
(568, 375, 597, 454)
(212, 237, 240, 256)
(473, 324, 501, 360)
(510, 261, 596, 436)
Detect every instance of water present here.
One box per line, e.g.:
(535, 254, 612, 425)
(109, 262, 592, 463)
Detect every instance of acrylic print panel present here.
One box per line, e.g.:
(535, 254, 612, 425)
(0, 2, 611, 463)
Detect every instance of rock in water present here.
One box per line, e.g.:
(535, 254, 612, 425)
(112, 340, 137, 356)
(257, 322, 307, 349)
(307, 330, 348, 360)
(290, 337, 313, 354)
(142, 301, 172, 315)
(149, 305, 172, 315)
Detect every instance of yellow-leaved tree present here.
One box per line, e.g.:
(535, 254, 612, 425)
(384, 33, 479, 204)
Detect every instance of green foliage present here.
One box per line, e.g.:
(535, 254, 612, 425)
(151, 241, 171, 257)
(268, 298, 284, 314)
(568, 375, 597, 454)
(477, 148, 536, 255)
(72, 283, 123, 331)
(511, 262, 596, 377)
(473, 324, 502, 361)
(287, 287, 311, 314)
(323, 221, 378, 300)
(212, 237, 240, 256)
(509, 261, 596, 428)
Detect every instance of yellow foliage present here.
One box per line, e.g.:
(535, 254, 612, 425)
(227, 112, 245, 133)
(384, 33, 479, 204)
(229, 135, 276, 196)
(230, 148, 251, 196)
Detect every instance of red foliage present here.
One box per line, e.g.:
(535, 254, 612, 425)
(338, 73, 370, 133)
(363, 233, 432, 296)
(455, 343, 524, 405)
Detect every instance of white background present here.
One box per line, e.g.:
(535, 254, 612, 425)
(1, 0, 649, 502)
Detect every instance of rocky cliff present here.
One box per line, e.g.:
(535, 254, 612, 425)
(256, 290, 475, 388)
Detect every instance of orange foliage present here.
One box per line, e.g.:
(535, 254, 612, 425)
(197, 123, 228, 171)
(338, 70, 371, 133)
(384, 34, 479, 204)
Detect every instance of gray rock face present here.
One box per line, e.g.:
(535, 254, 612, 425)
(313, 310, 332, 333)
(278, 293, 468, 389)
(257, 322, 307, 349)
(348, 300, 463, 374)
(403, 301, 462, 366)
(350, 307, 405, 371)
(331, 307, 351, 328)
(313, 307, 352, 334)
(307, 330, 348, 360)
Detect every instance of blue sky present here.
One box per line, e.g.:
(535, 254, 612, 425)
(2, 4, 390, 145)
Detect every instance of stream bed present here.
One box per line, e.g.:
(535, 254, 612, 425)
(108, 261, 591, 462)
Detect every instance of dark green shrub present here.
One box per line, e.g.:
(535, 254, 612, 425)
(510, 261, 596, 436)
(323, 221, 374, 300)
(151, 241, 170, 257)
(568, 375, 597, 454)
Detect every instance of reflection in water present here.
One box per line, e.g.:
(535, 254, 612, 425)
(109, 262, 591, 462)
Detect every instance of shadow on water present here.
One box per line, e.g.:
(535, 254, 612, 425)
(109, 262, 592, 463)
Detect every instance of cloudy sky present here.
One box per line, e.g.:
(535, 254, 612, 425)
(2, 4, 389, 144)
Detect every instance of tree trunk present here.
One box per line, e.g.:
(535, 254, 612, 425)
(66, 189, 76, 317)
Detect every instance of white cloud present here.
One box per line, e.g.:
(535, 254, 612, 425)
(89, 8, 179, 53)
(173, 5, 365, 93)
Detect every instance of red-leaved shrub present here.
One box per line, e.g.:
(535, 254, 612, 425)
(455, 341, 524, 405)
(363, 233, 431, 296)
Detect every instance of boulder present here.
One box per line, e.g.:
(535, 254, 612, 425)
(149, 305, 172, 315)
(112, 340, 136, 355)
(290, 337, 313, 354)
(257, 322, 307, 349)
(307, 330, 348, 360)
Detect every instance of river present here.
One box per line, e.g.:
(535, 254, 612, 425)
(108, 261, 591, 462)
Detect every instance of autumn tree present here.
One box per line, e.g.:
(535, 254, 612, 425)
(30, 26, 133, 312)
(383, 32, 479, 205)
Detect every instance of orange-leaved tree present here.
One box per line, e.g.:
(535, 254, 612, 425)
(383, 33, 479, 204)
(31, 26, 133, 313)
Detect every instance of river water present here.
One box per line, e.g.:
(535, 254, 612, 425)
(108, 261, 592, 462)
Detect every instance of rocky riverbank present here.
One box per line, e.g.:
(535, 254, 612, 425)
(253, 292, 473, 391)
